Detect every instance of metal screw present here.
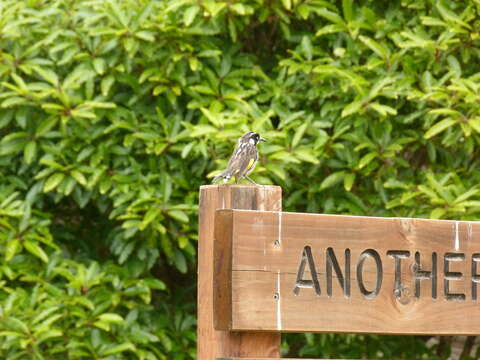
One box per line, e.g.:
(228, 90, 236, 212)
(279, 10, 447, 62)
(273, 292, 279, 300)
(274, 240, 280, 248)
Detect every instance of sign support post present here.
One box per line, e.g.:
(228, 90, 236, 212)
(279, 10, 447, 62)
(197, 185, 282, 359)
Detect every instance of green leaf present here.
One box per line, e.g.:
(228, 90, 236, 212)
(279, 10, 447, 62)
(189, 125, 217, 137)
(5, 239, 21, 262)
(342, 0, 353, 22)
(300, 36, 313, 61)
(0, 132, 28, 155)
(98, 313, 124, 323)
(108, 0, 129, 27)
(344, 173, 356, 191)
(135, 31, 155, 42)
(203, 1, 226, 16)
(24, 141, 37, 164)
(83, 101, 116, 109)
(281, 0, 291, 10)
(36, 117, 59, 137)
(174, 250, 187, 273)
(428, 108, 461, 116)
(469, 117, 480, 133)
(359, 35, 390, 59)
(184, 6, 199, 26)
(358, 152, 378, 169)
(33, 66, 59, 86)
(0, 109, 13, 129)
(315, 24, 345, 37)
(93, 320, 111, 331)
(447, 55, 461, 77)
(200, 107, 221, 125)
(292, 122, 308, 148)
(168, 210, 188, 222)
(315, 7, 345, 25)
(4, 317, 29, 333)
(424, 118, 457, 139)
(71, 109, 96, 119)
(70, 170, 87, 186)
(267, 163, 287, 181)
(341, 100, 363, 118)
(421, 16, 447, 27)
(43, 173, 65, 192)
(436, 1, 471, 29)
(11, 73, 27, 91)
(37, 329, 63, 342)
(144, 278, 167, 290)
(2, 96, 27, 108)
(140, 207, 161, 230)
(102, 343, 135, 356)
(430, 208, 446, 219)
(454, 187, 479, 204)
(369, 102, 397, 117)
(295, 149, 319, 164)
(320, 171, 346, 190)
(231, 3, 251, 15)
(32, 307, 60, 325)
(297, 4, 310, 19)
(93, 58, 106, 75)
(24, 240, 49, 263)
(197, 50, 222, 58)
(101, 75, 115, 96)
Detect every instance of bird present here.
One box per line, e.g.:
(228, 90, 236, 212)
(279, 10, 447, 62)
(212, 131, 266, 185)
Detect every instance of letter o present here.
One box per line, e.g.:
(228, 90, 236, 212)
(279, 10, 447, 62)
(357, 249, 383, 299)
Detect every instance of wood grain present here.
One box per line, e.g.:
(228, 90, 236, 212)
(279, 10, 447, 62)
(198, 185, 281, 360)
(214, 210, 480, 335)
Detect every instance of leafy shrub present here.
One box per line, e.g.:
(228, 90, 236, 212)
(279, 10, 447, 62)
(1, 0, 479, 358)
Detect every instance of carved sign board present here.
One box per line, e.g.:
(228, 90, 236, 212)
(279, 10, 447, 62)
(214, 209, 480, 335)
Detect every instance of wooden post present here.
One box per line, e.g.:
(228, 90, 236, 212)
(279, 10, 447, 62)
(198, 185, 281, 359)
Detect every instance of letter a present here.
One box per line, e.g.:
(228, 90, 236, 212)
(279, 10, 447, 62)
(293, 246, 321, 296)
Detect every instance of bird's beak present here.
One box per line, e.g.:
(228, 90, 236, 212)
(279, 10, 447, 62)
(260, 137, 267, 142)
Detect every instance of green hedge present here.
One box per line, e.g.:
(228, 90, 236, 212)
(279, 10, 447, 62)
(1, 0, 479, 358)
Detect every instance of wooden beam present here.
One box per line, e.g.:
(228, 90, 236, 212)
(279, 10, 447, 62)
(198, 185, 281, 359)
(214, 209, 480, 335)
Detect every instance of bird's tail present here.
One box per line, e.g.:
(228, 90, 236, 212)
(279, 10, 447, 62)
(212, 170, 232, 183)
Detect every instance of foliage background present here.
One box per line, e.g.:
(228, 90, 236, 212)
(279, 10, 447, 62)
(0, 0, 479, 358)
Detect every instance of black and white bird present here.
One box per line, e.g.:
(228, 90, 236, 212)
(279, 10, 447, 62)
(212, 131, 266, 184)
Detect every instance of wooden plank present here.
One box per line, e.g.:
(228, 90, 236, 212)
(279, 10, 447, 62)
(214, 210, 233, 330)
(216, 358, 337, 360)
(198, 185, 281, 359)
(214, 209, 480, 335)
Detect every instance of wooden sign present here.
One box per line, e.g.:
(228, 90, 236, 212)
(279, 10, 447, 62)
(214, 209, 480, 335)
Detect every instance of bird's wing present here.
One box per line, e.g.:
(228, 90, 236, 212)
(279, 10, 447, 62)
(230, 145, 258, 179)
(244, 153, 258, 176)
